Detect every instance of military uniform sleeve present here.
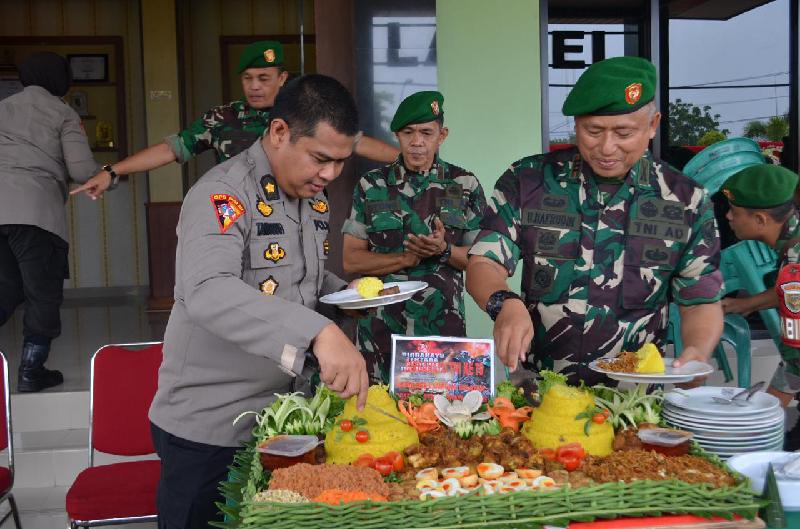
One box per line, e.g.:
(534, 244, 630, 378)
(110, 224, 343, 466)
(341, 177, 369, 240)
(60, 107, 98, 184)
(467, 166, 523, 276)
(671, 191, 724, 305)
(164, 108, 216, 164)
(462, 175, 488, 246)
(178, 181, 332, 374)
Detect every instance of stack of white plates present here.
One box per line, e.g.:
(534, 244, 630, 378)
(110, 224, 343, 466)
(662, 387, 785, 459)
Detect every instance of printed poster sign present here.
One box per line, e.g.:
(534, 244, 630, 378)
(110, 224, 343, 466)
(389, 335, 495, 401)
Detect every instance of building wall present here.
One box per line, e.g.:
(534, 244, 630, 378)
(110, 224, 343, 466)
(0, 0, 149, 290)
(436, 0, 542, 339)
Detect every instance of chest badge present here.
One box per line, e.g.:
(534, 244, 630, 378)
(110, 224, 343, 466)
(264, 242, 286, 263)
(210, 193, 245, 233)
(261, 175, 281, 201)
(259, 275, 279, 295)
(257, 198, 273, 217)
(310, 199, 329, 214)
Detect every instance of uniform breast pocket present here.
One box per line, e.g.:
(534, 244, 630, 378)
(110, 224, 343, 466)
(367, 210, 404, 250)
(249, 236, 295, 270)
(621, 237, 679, 310)
(438, 203, 467, 246)
(315, 232, 330, 260)
(521, 227, 579, 304)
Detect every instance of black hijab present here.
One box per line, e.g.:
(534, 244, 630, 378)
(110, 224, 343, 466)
(19, 52, 71, 97)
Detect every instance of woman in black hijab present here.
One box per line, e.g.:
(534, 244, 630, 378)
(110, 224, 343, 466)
(18, 51, 72, 97)
(0, 51, 97, 392)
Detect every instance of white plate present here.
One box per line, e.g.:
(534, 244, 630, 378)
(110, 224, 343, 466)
(727, 452, 800, 510)
(663, 404, 783, 424)
(662, 409, 784, 429)
(664, 387, 780, 416)
(588, 359, 713, 383)
(692, 431, 785, 447)
(663, 417, 784, 435)
(318, 281, 428, 309)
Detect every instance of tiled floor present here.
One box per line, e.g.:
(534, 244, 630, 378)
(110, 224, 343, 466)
(0, 289, 168, 393)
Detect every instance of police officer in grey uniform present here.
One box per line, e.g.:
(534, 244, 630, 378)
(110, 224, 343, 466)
(148, 74, 368, 529)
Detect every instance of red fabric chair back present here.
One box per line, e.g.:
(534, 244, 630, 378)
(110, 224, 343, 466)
(91, 343, 162, 456)
(0, 354, 8, 452)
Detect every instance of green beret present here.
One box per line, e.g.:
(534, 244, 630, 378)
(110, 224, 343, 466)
(390, 91, 444, 132)
(722, 164, 799, 209)
(237, 40, 284, 73)
(562, 56, 656, 116)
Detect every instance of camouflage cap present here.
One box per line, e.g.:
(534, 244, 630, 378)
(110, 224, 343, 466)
(721, 164, 799, 209)
(237, 40, 284, 73)
(390, 91, 444, 132)
(562, 56, 656, 116)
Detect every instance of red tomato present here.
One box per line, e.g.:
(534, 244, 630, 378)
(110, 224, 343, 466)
(592, 413, 607, 424)
(355, 430, 370, 443)
(560, 456, 581, 472)
(383, 451, 404, 472)
(353, 454, 375, 468)
(556, 442, 586, 460)
(374, 460, 394, 476)
(339, 420, 353, 432)
(601, 409, 610, 418)
(539, 448, 557, 461)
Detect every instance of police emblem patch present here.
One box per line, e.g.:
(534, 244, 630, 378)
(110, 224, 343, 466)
(210, 193, 245, 233)
(264, 49, 276, 63)
(310, 199, 329, 214)
(781, 281, 800, 313)
(261, 175, 280, 201)
(431, 100, 440, 116)
(257, 198, 273, 217)
(259, 276, 279, 295)
(264, 242, 286, 263)
(625, 82, 642, 105)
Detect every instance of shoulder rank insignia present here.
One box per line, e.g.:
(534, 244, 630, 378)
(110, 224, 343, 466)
(261, 175, 281, 201)
(310, 199, 329, 214)
(210, 193, 245, 233)
(257, 198, 273, 217)
(264, 242, 286, 263)
(259, 275, 279, 295)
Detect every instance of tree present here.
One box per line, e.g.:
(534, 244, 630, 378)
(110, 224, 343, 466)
(744, 114, 789, 142)
(668, 99, 729, 146)
(698, 130, 726, 146)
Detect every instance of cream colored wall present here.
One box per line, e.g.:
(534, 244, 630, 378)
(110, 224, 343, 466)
(0, 0, 149, 290)
(179, 0, 315, 182)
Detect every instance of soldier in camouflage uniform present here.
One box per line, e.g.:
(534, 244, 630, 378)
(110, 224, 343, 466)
(466, 57, 724, 385)
(342, 91, 486, 383)
(721, 164, 800, 407)
(71, 41, 398, 199)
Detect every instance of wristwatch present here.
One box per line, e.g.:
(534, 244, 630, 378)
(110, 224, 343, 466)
(438, 241, 452, 264)
(102, 164, 120, 190)
(486, 290, 522, 321)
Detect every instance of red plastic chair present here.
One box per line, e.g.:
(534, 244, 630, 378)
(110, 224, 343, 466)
(66, 342, 163, 528)
(0, 352, 22, 529)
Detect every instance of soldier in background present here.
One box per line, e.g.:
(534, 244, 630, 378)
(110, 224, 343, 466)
(342, 91, 486, 383)
(720, 165, 800, 407)
(466, 57, 723, 385)
(72, 40, 398, 199)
